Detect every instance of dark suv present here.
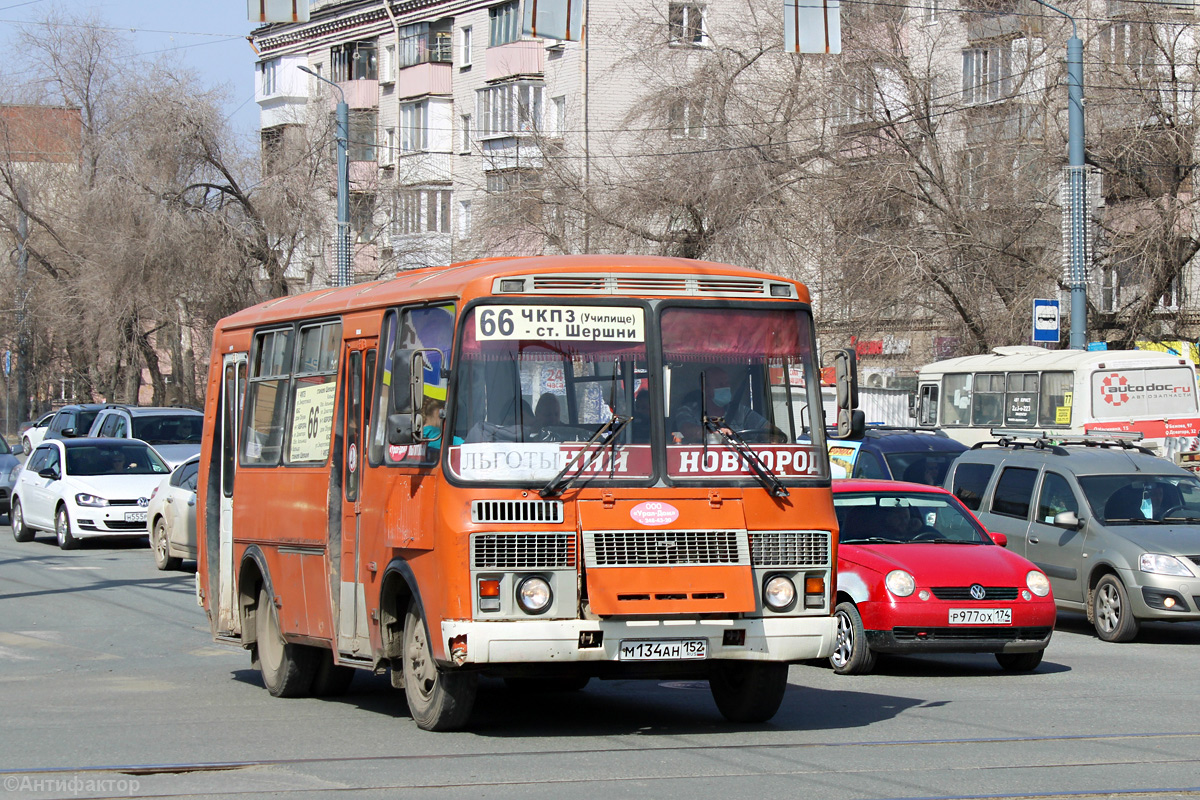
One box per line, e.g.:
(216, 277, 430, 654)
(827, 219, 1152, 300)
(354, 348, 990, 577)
(946, 431, 1200, 642)
(44, 404, 108, 442)
(828, 427, 967, 485)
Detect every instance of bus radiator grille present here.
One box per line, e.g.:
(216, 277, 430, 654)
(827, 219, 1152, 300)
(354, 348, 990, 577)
(750, 531, 831, 567)
(582, 530, 751, 567)
(472, 532, 577, 569)
(471, 500, 564, 524)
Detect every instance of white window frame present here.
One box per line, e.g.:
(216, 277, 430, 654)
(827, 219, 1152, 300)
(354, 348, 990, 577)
(458, 199, 472, 238)
(400, 101, 428, 152)
(489, 2, 520, 47)
(668, 95, 706, 139)
(962, 42, 1014, 105)
(549, 95, 566, 138)
(460, 26, 473, 67)
(476, 81, 544, 138)
(261, 58, 279, 96)
(668, 3, 707, 46)
(460, 113, 473, 152)
(381, 44, 396, 84)
(381, 127, 396, 166)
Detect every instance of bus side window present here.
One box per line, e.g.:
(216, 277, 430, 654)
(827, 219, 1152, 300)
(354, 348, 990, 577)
(941, 373, 971, 426)
(243, 328, 294, 466)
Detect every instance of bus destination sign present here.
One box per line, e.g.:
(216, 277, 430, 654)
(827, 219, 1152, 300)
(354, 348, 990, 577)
(476, 305, 645, 342)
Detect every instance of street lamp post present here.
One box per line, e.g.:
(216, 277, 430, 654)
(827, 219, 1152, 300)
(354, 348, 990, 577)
(299, 65, 351, 288)
(1031, 0, 1088, 350)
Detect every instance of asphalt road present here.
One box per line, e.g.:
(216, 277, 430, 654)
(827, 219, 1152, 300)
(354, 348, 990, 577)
(1, 531, 1199, 800)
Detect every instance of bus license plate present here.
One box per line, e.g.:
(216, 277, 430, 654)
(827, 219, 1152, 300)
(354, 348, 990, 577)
(125, 512, 147, 523)
(619, 639, 707, 661)
(948, 608, 1011, 625)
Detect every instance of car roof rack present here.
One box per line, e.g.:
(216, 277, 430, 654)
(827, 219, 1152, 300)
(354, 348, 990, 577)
(970, 428, 1154, 455)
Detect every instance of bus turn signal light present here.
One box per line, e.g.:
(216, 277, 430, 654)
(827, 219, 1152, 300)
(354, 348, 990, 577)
(479, 579, 501, 612)
(805, 576, 825, 608)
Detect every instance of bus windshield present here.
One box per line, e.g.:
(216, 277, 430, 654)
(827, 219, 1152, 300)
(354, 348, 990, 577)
(449, 303, 653, 483)
(446, 303, 828, 485)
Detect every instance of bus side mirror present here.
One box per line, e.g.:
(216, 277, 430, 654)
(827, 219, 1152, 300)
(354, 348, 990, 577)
(834, 348, 859, 411)
(388, 348, 442, 446)
(832, 349, 863, 439)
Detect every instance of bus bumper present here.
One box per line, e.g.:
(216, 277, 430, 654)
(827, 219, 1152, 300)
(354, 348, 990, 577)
(440, 616, 837, 664)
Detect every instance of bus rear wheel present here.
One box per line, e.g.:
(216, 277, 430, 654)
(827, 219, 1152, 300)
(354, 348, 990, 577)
(709, 661, 789, 723)
(402, 600, 477, 731)
(256, 586, 317, 697)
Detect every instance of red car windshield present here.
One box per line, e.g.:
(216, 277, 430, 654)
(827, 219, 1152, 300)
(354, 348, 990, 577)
(834, 492, 990, 544)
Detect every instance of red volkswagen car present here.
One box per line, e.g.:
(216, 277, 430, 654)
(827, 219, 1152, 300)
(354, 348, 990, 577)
(830, 480, 1056, 675)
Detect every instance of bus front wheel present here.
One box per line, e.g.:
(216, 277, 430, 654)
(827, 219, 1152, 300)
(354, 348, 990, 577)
(402, 600, 478, 731)
(709, 661, 789, 724)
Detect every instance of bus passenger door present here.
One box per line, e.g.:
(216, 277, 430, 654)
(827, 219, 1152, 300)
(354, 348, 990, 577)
(218, 352, 246, 635)
(337, 343, 372, 657)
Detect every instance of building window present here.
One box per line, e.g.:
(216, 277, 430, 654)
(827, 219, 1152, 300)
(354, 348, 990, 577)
(549, 95, 566, 138)
(331, 40, 378, 82)
(460, 114, 472, 152)
(489, 1, 520, 47)
(477, 81, 544, 137)
(962, 43, 1014, 105)
(1100, 21, 1157, 72)
(923, 0, 940, 23)
(260, 58, 279, 96)
(486, 169, 542, 224)
(460, 26, 473, 66)
(348, 111, 377, 161)
(394, 189, 451, 234)
(400, 102, 428, 152)
(458, 199, 472, 237)
(398, 21, 452, 68)
(668, 95, 705, 139)
(668, 3, 706, 46)
(381, 127, 396, 166)
(382, 44, 396, 83)
(350, 193, 376, 243)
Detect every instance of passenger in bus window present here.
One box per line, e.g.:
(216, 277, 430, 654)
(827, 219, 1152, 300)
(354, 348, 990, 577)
(534, 394, 561, 429)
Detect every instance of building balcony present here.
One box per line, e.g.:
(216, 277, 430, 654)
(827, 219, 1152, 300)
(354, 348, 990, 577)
(333, 80, 379, 110)
(396, 63, 452, 100)
(487, 41, 544, 82)
(391, 151, 453, 184)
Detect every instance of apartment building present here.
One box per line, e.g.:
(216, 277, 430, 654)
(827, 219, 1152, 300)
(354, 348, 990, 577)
(251, 0, 1200, 368)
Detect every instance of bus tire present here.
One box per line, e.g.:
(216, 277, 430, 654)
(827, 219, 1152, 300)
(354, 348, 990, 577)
(709, 660, 789, 724)
(311, 652, 356, 697)
(402, 599, 477, 731)
(256, 586, 317, 697)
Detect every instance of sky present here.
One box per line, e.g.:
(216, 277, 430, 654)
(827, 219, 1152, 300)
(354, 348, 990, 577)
(0, 0, 260, 137)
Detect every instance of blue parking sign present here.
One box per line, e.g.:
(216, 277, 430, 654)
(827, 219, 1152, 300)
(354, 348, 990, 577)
(1032, 299, 1060, 344)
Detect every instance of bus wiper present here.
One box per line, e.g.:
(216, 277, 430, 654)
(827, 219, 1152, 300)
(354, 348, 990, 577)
(540, 415, 632, 498)
(703, 417, 789, 498)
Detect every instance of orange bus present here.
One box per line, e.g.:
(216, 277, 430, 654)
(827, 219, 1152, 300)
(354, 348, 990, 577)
(196, 254, 844, 730)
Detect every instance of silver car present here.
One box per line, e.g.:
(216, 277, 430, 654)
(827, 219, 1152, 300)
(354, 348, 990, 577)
(948, 433, 1200, 642)
(147, 455, 199, 571)
(0, 438, 24, 517)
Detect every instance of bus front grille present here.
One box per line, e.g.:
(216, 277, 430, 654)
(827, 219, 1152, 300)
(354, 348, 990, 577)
(472, 532, 576, 569)
(750, 530, 831, 567)
(583, 529, 750, 567)
(471, 500, 563, 524)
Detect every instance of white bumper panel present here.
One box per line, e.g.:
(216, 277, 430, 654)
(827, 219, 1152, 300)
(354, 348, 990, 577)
(441, 616, 837, 664)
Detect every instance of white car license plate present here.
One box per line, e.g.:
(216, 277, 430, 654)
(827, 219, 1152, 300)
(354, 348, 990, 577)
(619, 639, 707, 661)
(125, 511, 147, 523)
(948, 608, 1012, 625)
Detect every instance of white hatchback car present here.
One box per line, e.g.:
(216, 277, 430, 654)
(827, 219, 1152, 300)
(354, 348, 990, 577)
(11, 439, 172, 550)
(147, 455, 199, 571)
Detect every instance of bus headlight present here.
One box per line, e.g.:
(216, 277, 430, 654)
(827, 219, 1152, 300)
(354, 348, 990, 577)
(763, 575, 797, 611)
(516, 576, 552, 614)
